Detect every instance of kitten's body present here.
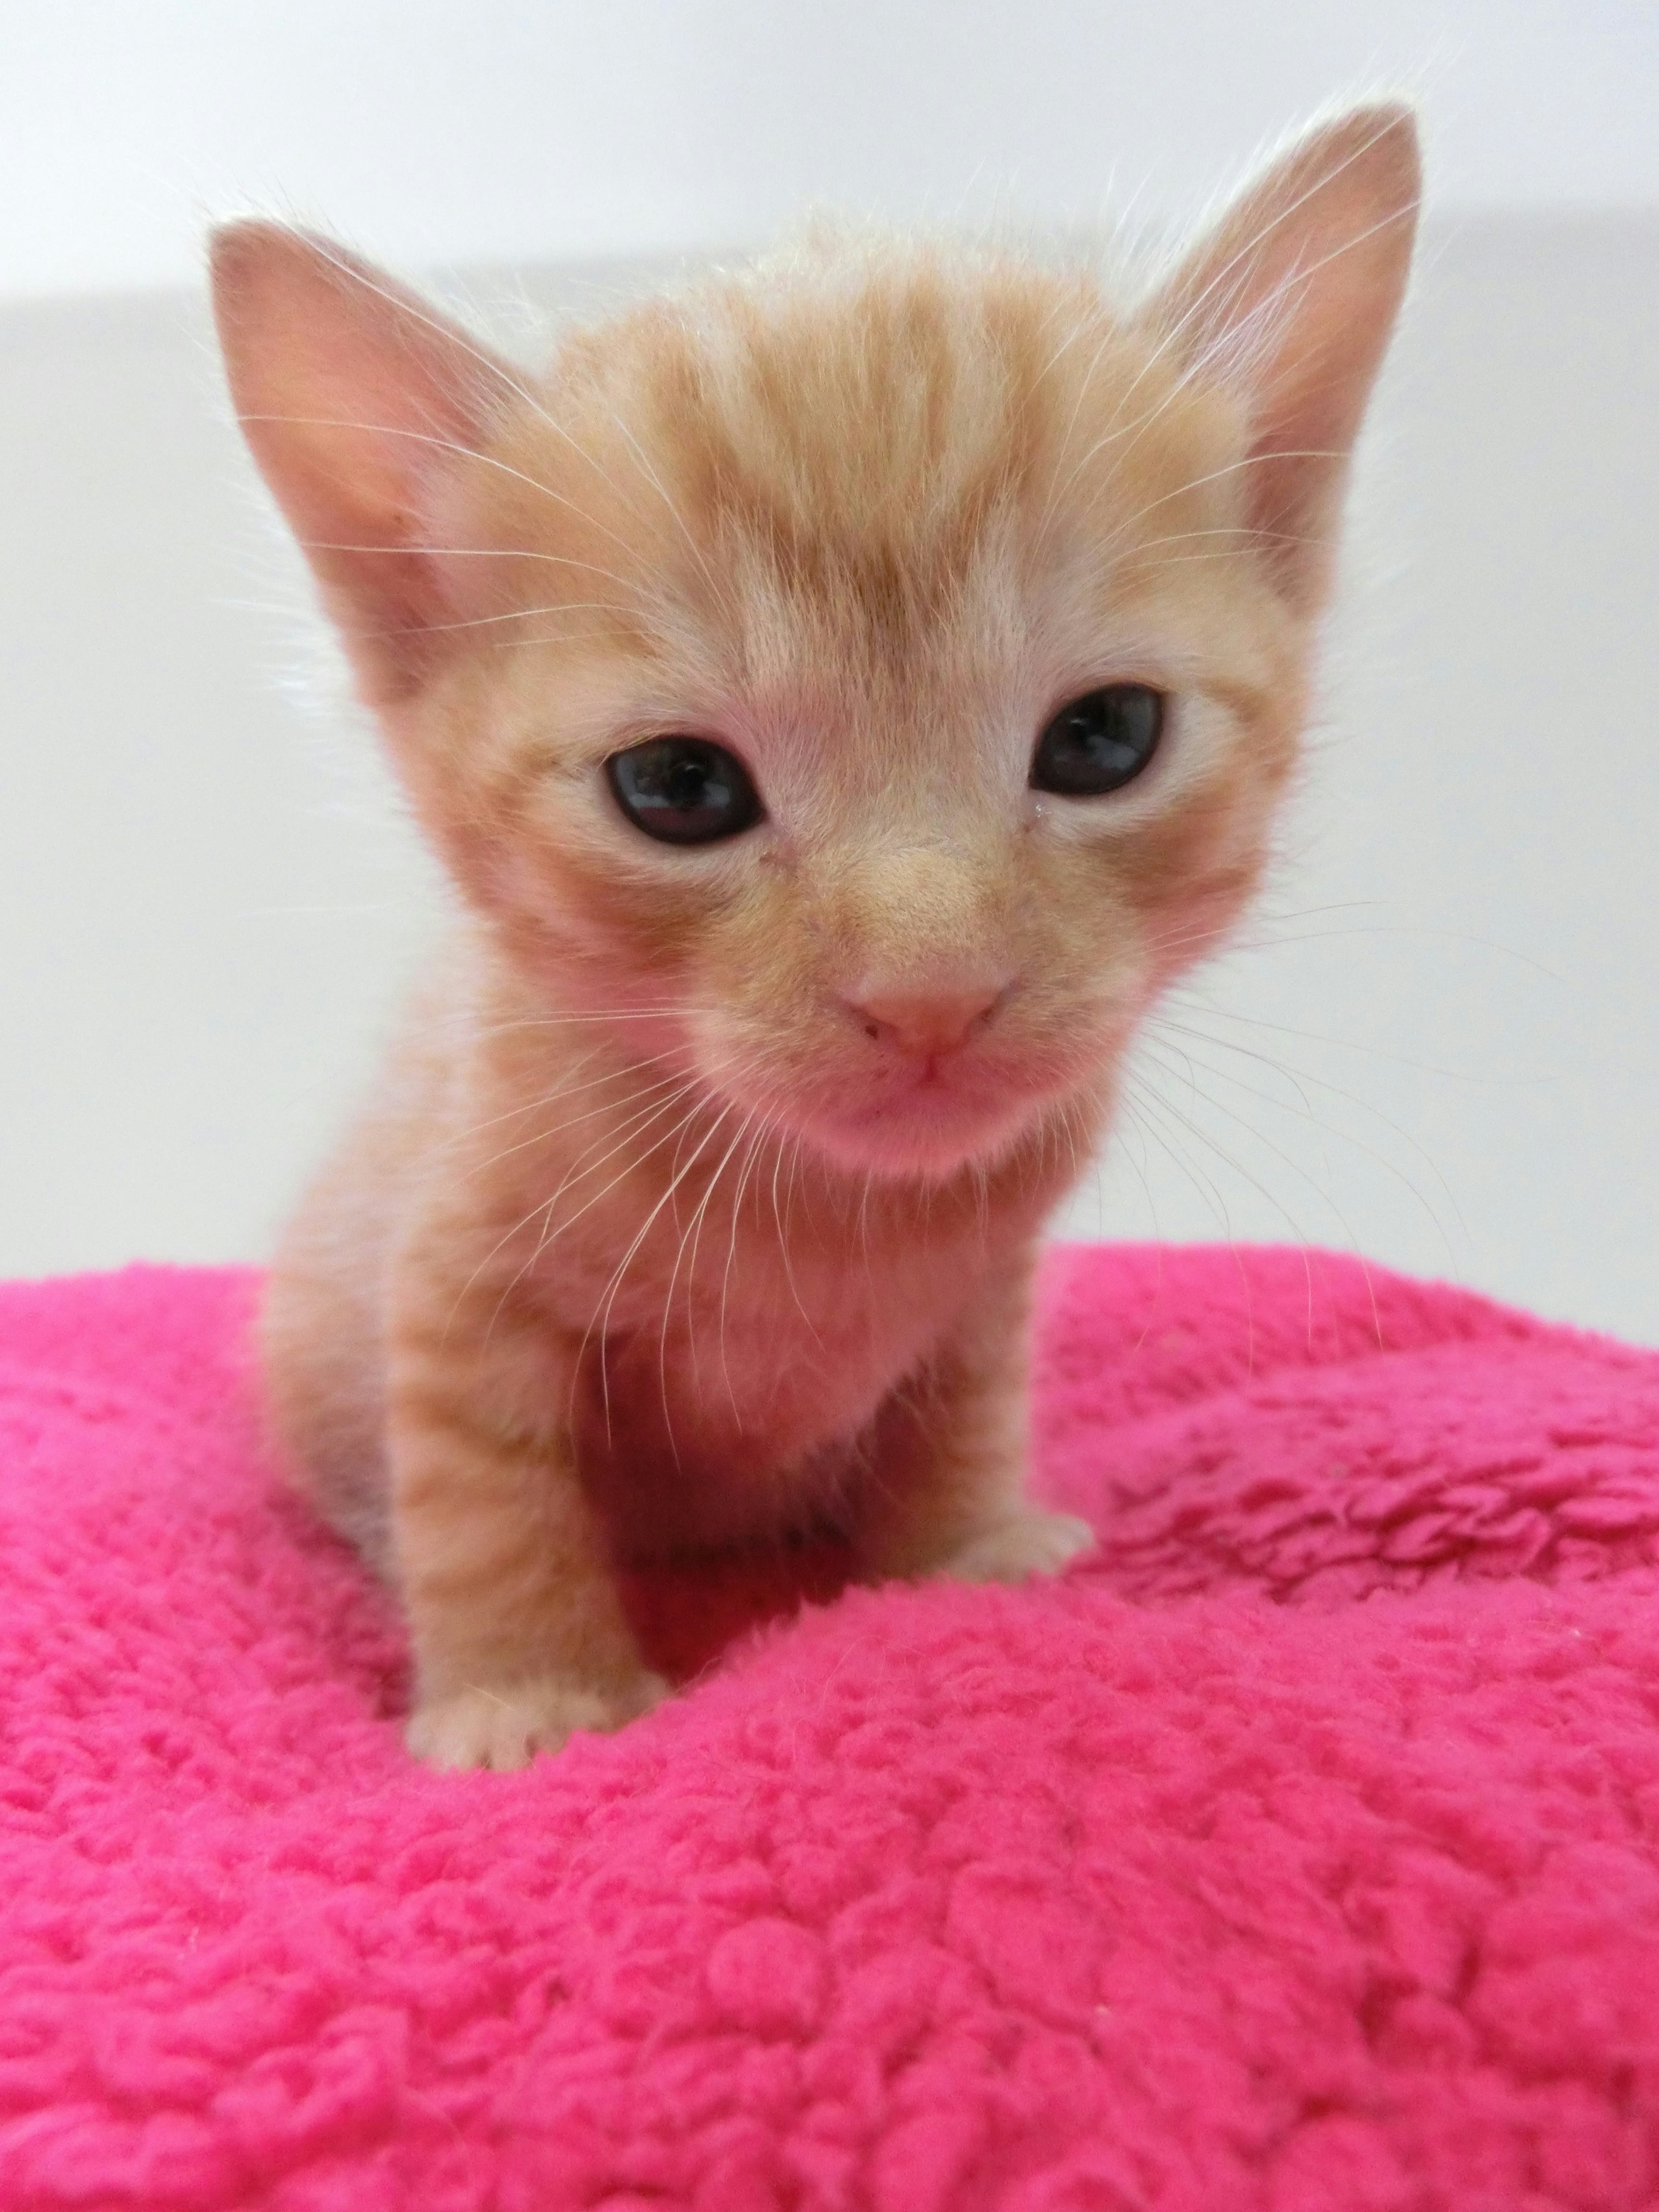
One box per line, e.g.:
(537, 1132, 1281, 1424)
(216, 108, 1418, 1767)
(267, 927, 1071, 1568)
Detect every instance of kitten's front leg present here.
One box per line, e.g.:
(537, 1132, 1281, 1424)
(856, 1263, 1095, 1588)
(388, 1267, 663, 1770)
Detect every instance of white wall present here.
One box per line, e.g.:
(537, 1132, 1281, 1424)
(3, 0, 1658, 299)
(2, 6, 1656, 1342)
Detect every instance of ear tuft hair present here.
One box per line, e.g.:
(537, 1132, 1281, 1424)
(1141, 103, 1421, 610)
(210, 221, 522, 702)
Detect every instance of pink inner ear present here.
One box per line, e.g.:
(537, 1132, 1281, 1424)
(1140, 107, 1420, 607)
(211, 222, 523, 701)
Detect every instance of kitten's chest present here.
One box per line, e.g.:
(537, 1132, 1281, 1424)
(556, 1211, 984, 1547)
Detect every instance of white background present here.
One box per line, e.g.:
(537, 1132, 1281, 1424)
(3, 1, 1658, 295)
(2, 2, 1656, 1341)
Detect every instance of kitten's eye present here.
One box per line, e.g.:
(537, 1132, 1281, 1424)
(1031, 684, 1165, 797)
(605, 737, 764, 846)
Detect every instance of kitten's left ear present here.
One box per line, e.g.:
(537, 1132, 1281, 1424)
(1141, 103, 1421, 611)
(211, 221, 523, 703)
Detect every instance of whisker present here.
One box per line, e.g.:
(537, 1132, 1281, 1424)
(650, 1105, 741, 1462)
(292, 539, 642, 591)
(767, 1122, 819, 1341)
(461, 1066, 694, 1180)
(373, 601, 645, 639)
(445, 1049, 690, 1163)
(1169, 993, 1548, 1087)
(1132, 1047, 1382, 1344)
(718, 1110, 780, 1411)
(672, 1115, 741, 1395)
(577, 1096, 726, 1441)
(1151, 1017, 1468, 1249)
(462, 1079, 706, 1339)
(1121, 1081, 1275, 1370)
(239, 413, 646, 565)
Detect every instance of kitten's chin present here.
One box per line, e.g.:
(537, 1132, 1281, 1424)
(792, 1087, 1050, 1186)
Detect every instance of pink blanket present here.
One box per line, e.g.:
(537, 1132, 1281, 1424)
(1, 1246, 1656, 2209)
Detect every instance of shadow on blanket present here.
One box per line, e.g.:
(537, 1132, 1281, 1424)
(0, 1245, 1655, 2209)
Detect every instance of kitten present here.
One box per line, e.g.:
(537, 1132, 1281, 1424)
(213, 105, 1419, 1769)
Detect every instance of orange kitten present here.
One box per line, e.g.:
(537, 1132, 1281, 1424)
(213, 107, 1419, 1768)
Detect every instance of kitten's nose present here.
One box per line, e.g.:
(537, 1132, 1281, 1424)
(847, 979, 1005, 1059)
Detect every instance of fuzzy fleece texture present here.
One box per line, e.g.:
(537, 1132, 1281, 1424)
(1, 1246, 1657, 2212)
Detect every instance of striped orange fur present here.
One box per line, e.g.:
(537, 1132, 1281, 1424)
(214, 106, 1420, 1767)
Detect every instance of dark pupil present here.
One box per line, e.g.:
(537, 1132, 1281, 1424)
(664, 757, 710, 809)
(605, 737, 763, 846)
(1032, 684, 1164, 797)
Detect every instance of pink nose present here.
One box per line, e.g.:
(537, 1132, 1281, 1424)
(848, 981, 1005, 1059)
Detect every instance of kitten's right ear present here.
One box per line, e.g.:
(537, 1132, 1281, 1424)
(210, 222, 522, 703)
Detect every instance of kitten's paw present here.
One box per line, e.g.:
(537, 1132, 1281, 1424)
(406, 1671, 668, 1772)
(941, 1509, 1096, 1585)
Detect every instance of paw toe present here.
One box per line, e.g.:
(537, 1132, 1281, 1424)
(406, 1672, 669, 1771)
(944, 1509, 1096, 1585)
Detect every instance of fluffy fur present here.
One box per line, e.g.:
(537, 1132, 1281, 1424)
(212, 106, 1420, 1767)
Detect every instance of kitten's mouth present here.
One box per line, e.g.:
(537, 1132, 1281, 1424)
(694, 1011, 1117, 1185)
(791, 1059, 1059, 1182)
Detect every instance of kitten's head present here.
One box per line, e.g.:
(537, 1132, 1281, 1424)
(213, 107, 1417, 1184)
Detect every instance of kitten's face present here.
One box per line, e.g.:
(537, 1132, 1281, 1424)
(403, 261, 1301, 1181)
(213, 108, 1416, 1185)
